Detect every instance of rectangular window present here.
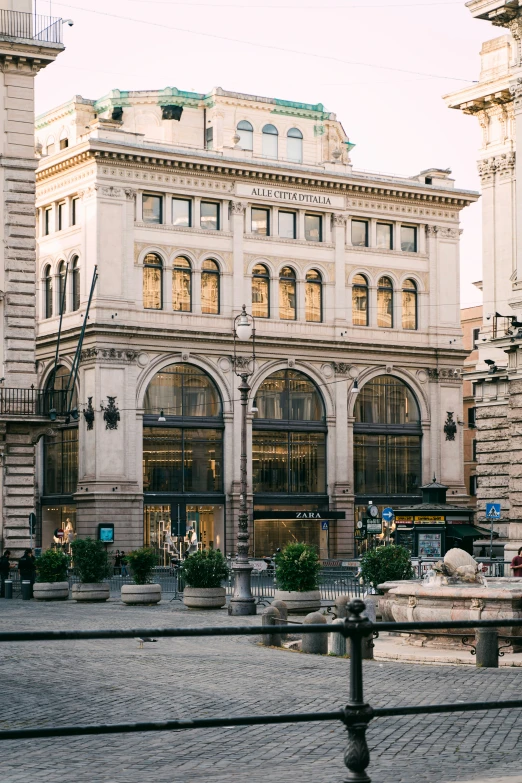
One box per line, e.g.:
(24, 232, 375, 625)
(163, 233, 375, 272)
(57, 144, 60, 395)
(401, 225, 417, 252)
(351, 220, 368, 247)
(473, 327, 480, 348)
(472, 439, 477, 462)
(468, 407, 476, 427)
(44, 429, 79, 495)
(142, 194, 163, 224)
(470, 475, 477, 496)
(353, 433, 421, 494)
(200, 201, 219, 230)
(142, 427, 223, 493)
(251, 208, 270, 236)
(305, 214, 322, 242)
(172, 198, 191, 227)
(278, 211, 296, 239)
(376, 223, 393, 249)
(205, 126, 213, 150)
(252, 431, 326, 494)
(71, 198, 79, 226)
(57, 203, 65, 231)
(44, 208, 51, 236)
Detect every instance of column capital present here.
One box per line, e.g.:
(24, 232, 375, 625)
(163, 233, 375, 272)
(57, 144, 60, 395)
(332, 213, 347, 227)
(510, 75, 522, 109)
(230, 200, 247, 215)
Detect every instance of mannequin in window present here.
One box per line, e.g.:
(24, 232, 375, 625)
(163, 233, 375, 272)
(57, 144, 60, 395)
(186, 526, 198, 555)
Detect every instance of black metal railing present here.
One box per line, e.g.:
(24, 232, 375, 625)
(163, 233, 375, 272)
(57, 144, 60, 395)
(0, 387, 68, 416)
(2, 599, 522, 782)
(0, 10, 63, 44)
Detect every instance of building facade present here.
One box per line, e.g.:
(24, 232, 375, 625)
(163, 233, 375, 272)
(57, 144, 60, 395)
(461, 303, 483, 509)
(0, 0, 63, 555)
(33, 87, 477, 561)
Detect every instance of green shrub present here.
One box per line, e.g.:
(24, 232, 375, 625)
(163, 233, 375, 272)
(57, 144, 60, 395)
(35, 548, 69, 583)
(70, 538, 111, 583)
(180, 549, 229, 589)
(360, 545, 414, 593)
(275, 542, 321, 592)
(126, 547, 157, 585)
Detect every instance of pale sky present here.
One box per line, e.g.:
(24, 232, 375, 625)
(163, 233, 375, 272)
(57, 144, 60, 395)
(34, 0, 500, 309)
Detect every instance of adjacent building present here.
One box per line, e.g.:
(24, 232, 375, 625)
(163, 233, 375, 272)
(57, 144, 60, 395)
(461, 302, 483, 508)
(32, 86, 478, 561)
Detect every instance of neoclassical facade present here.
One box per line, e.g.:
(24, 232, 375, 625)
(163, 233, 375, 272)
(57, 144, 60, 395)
(33, 87, 477, 560)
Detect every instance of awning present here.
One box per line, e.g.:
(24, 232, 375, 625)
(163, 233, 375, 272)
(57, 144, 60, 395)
(447, 524, 498, 540)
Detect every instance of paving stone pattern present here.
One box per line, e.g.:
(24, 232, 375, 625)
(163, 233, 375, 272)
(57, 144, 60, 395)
(1, 598, 521, 783)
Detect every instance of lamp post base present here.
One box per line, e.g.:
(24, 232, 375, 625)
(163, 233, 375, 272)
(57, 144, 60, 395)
(228, 561, 256, 616)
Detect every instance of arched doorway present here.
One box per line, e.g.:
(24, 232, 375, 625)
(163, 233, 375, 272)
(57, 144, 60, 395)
(142, 363, 225, 563)
(252, 369, 330, 558)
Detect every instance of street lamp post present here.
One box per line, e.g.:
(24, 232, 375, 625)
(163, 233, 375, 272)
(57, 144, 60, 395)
(228, 304, 257, 616)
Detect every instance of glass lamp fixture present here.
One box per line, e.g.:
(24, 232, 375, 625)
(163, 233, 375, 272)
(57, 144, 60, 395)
(158, 410, 166, 422)
(236, 306, 253, 342)
(351, 379, 360, 395)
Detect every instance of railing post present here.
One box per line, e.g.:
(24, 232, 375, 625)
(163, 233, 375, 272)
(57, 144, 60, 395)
(342, 599, 374, 783)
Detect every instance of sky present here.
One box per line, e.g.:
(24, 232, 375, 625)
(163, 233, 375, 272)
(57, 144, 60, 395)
(33, 0, 501, 309)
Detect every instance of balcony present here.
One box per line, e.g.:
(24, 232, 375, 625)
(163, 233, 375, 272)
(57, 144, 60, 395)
(0, 387, 68, 418)
(0, 10, 63, 45)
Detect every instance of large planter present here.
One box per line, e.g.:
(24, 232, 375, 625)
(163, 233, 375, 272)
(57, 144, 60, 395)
(183, 586, 226, 609)
(121, 583, 161, 605)
(274, 589, 321, 614)
(33, 581, 69, 601)
(72, 583, 110, 602)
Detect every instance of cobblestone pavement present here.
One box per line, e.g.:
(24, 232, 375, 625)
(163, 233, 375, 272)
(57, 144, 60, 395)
(1, 598, 522, 783)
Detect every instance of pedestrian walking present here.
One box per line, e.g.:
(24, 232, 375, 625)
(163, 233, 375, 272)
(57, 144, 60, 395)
(0, 549, 10, 597)
(511, 547, 522, 577)
(120, 551, 128, 577)
(18, 548, 36, 586)
(114, 550, 122, 576)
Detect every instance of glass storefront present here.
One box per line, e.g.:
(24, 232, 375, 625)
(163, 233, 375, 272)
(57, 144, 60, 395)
(144, 503, 225, 564)
(252, 431, 325, 494)
(253, 505, 330, 560)
(44, 428, 78, 495)
(143, 427, 222, 493)
(41, 504, 76, 551)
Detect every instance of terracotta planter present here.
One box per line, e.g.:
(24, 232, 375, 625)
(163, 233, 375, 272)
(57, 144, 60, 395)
(72, 583, 110, 602)
(274, 589, 321, 614)
(183, 586, 226, 609)
(33, 581, 69, 601)
(121, 583, 161, 605)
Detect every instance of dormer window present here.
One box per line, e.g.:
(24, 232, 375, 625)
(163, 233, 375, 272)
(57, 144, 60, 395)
(237, 120, 253, 151)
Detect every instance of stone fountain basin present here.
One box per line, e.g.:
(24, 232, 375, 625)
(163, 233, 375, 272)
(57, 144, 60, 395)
(378, 579, 522, 652)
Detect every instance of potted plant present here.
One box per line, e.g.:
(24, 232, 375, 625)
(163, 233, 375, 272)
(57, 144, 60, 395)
(180, 549, 229, 609)
(70, 538, 111, 602)
(34, 549, 70, 600)
(121, 547, 161, 605)
(360, 544, 414, 621)
(274, 542, 322, 613)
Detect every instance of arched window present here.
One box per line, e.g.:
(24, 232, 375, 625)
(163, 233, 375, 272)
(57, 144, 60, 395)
(252, 263, 270, 318)
(201, 259, 220, 315)
(254, 369, 324, 422)
(144, 363, 222, 417)
(353, 375, 421, 495)
(287, 128, 303, 163)
(46, 136, 56, 156)
(236, 120, 253, 151)
(72, 256, 80, 311)
(352, 274, 369, 326)
(262, 124, 278, 159)
(305, 270, 322, 322)
(59, 128, 69, 150)
(279, 266, 296, 320)
(44, 265, 53, 318)
(402, 279, 418, 330)
(44, 365, 78, 410)
(172, 256, 192, 312)
(377, 276, 394, 328)
(58, 261, 67, 315)
(143, 252, 163, 310)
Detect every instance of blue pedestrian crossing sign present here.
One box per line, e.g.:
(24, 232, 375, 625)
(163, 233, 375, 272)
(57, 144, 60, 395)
(321, 521, 329, 531)
(382, 507, 395, 523)
(486, 503, 501, 520)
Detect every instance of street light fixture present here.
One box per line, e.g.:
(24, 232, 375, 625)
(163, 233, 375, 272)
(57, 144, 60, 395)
(228, 304, 257, 616)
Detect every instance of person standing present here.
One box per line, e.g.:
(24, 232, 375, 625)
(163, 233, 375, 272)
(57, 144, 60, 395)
(114, 550, 122, 576)
(511, 547, 522, 577)
(120, 551, 128, 577)
(18, 548, 36, 586)
(0, 550, 10, 597)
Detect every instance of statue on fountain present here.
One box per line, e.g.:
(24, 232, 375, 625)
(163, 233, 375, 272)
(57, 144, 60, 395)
(426, 548, 487, 587)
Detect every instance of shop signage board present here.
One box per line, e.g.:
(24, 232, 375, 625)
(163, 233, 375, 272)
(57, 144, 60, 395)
(253, 511, 345, 520)
(354, 519, 367, 539)
(414, 516, 445, 524)
(367, 519, 383, 534)
(395, 516, 413, 524)
(235, 182, 346, 209)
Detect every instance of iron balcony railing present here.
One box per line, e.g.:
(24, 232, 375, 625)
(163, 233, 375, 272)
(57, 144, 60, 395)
(0, 10, 63, 44)
(0, 387, 68, 417)
(1, 600, 522, 783)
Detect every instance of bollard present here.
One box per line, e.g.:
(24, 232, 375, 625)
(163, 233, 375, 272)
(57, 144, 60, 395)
(475, 628, 499, 668)
(262, 606, 281, 647)
(271, 600, 288, 640)
(302, 612, 328, 654)
(334, 595, 350, 619)
(4, 580, 12, 599)
(328, 618, 346, 656)
(21, 580, 32, 600)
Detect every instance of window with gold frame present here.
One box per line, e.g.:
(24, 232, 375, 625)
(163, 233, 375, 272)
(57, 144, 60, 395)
(305, 269, 322, 322)
(172, 256, 192, 312)
(143, 253, 163, 310)
(252, 263, 270, 318)
(201, 259, 220, 314)
(279, 266, 296, 320)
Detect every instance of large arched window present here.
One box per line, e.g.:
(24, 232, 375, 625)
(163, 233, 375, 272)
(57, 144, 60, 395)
(172, 256, 192, 312)
(353, 375, 421, 495)
(236, 120, 253, 151)
(305, 270, 322, 322)
(252, 263, 270, 318)
(72, 256, 80, 311)
(142, 364, 223, 495)
(143, 252, 163, 310)
(58, 261, 67, 315)
(352, 274, 369, 326)
(279, 266, 296, 320)
(377, 276, 393, 328)
(262, 124, 278, 159)
(402, 278, 417, 330)
(287, 128, 303, 163)
(201, 259, 220, 314)
(44, 265, 53, 319)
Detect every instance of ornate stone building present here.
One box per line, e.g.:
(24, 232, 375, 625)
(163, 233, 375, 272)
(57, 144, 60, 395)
(0, 0, 63, 555)
(33, 86, 477, 560)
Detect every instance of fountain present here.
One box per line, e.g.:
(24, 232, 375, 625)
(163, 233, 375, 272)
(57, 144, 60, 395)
(379, 549, 522, 651)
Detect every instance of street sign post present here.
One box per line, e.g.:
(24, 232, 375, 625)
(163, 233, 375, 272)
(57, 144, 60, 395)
(367, 519, 383, 535)
(485, 503, 501, 561)
(382, 507, 394, 545)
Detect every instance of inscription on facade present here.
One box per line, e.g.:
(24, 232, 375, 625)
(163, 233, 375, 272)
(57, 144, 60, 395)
(235, 183, 345, 209)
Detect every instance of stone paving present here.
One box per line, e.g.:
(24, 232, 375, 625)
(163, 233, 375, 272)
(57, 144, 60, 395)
(1, 597, 522, 783)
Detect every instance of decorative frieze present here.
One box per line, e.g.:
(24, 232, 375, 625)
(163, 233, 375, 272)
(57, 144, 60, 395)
(427, 368, 462, 383)
(332, 362, 351, 375)
(80, 347, 139, 363)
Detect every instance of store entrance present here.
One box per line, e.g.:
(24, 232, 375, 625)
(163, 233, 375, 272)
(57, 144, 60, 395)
(144, 502, 225, 565)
